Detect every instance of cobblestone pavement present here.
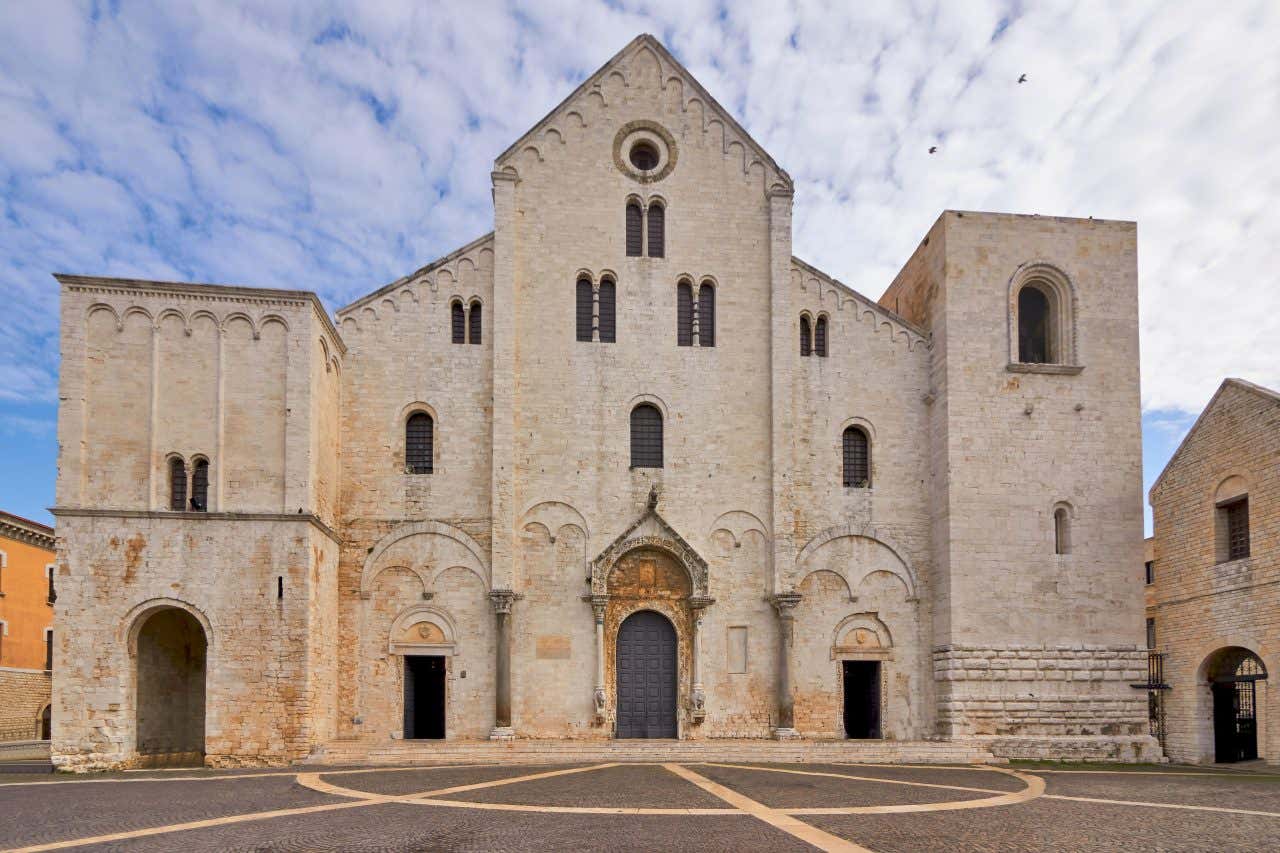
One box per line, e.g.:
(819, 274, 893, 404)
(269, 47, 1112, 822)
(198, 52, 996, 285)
(1, 761, 1278, 851)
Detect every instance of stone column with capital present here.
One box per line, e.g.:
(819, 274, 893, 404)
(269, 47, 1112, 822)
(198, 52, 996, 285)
(690, 596, 714, 721)
(590, 595, 608, 721)
(771, 592, 802, 739)
(489, 589, 518, 740)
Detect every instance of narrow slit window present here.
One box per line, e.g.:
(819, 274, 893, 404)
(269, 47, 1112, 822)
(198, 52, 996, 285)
(576, 278, 594, 342)
(468, 301, 482, 345)
(677, 281, 693, 346)
(598, 278, 616, 343)
(191, 458, 209, 512)
(406, 412, 434, 474)
(169, 457, 187, 511)
(450, 301, 465, 344)
(44, 630, 53, 671)
(800, 316, 812, 357)
(842, 426, 870, 487)
(698, 283, 715, 347)
(626, 203, 643, 257)
(630, 404, 663, 468)
(815, 316, 828, 357)
(647, 203, 665, 258)
(1054, 507, 1071, 555)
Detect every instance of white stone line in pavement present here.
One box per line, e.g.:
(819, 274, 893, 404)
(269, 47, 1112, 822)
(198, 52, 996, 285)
(1032, 769, 1280, 778)
(700, 762, 1008, 795)
(0, 763, 514, 788)
(663, 763, 874, 853)
(1043, 794, 1280, 818)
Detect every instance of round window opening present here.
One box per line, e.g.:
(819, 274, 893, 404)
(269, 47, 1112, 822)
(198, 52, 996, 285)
(629, 141, 660, 171)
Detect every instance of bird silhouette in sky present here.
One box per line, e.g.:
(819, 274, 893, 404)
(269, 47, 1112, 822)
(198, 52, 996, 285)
(928, 146, 937, 154)
(1018, 73, 1028, 83)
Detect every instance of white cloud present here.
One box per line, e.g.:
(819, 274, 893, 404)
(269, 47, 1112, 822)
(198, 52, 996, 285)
(0, 0, 1276, 415)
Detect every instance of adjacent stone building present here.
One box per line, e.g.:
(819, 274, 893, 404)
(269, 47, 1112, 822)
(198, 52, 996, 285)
(0, 510, 55, 744)
(1147, 378, 1279, 765)
(51, 34, 1156, 769)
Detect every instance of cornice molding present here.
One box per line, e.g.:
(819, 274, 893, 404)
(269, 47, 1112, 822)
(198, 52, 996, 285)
(48, 508, 342, 545)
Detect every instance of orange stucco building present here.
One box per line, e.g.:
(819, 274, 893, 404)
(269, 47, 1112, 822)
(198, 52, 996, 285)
(0, 510, 56, 742)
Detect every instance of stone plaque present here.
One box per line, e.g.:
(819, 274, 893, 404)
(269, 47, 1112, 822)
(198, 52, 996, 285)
(536, 635, 572, 660)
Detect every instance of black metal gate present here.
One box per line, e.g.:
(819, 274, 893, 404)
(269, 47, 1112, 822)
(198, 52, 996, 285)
(1213, 680, 1258, 763)
(615, 610, 677, 738)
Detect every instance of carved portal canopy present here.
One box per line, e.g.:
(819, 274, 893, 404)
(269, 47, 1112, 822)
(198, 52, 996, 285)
(589, 490, 711, 601)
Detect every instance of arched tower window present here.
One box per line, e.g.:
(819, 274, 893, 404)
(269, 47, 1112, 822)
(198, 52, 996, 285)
(1054, 506, 1071, 555)
(815, 315, 828, 357)
(1018, 286, 1052, 363)
(598, 277, 617, 343)
(630, 404, 663, 469)
(576, 278, 594, 342)
(406, 412, 434, 474)
(647, 202, 665, 258)
(842, 426, 870, 488)
(800, 315, 812, 357)
(191, 458, 209, 512)
(1010, 265, 1076, 367)
(626, 202, 643, 257)
(676, 281, 693, 346)
(168, 457, 187, 511)
(468, 300, 482, 345)
(450, 301, 465, 344)
(698, 282, 715, 347)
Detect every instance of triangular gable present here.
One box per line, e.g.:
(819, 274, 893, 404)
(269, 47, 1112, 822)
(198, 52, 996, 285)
(589, 486, 711, 600)
(1149, 378, 1280, 499)
(496, 34, 791, 192)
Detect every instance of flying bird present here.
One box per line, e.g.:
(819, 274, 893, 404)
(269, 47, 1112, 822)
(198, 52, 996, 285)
(928, 146, 937, 154)
(1018, 73, 1028, 83)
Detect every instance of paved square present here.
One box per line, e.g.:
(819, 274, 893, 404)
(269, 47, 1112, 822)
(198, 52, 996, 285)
(1, 762, 1278, 851)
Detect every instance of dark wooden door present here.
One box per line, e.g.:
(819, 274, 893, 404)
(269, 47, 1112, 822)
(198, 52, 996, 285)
(616, 611, 677, 738)
(843, 661, 882, 739)
(404, 656, 445, 739)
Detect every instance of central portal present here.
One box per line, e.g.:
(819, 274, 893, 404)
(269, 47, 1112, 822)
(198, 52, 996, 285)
(403, 655, 445, 740)
(615, 610, 677, 738)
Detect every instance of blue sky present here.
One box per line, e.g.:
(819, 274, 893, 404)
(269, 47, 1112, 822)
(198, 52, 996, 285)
(2, 1, 1277, 531)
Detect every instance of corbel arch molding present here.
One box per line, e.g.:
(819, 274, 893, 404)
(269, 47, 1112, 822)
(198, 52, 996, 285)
(796, 523, 920, 600)
(1006, 260, 1079, 366)
(388, 604, 458, 656)
(519, 500, 590, 543)
(359, 520, 490, 599)
(708, 510, 769, 548)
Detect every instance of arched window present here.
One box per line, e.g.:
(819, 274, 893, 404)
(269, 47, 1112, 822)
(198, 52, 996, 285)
(1054, 507, 1071, 555)
(191, 458, 209, 512)
(1018, 286, 1051, 363)
(168, 457, 187, 511)
(598, 277, 616, 343)
(647, 202, 665, 258)
(626, 202, 643, 257)
(468, 300, 482, 345)
(630, 404, 663, 469)
(576, 278, 594, 342)
(842, 426, 870, 488)
(406, 412, 434, 474)
(815, 316, 828, 357)
(698, 282, 715, 347)
(800, 315, 812, 357)
(39, 704, 50, 741)
(677, 281, 693, 346)
(450, 301, 465, 344)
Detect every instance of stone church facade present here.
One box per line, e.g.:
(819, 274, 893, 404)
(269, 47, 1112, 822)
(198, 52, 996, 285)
(50, 35, 1157, 769)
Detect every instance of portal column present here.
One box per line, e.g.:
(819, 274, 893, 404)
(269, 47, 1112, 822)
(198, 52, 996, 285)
(771, 592, 802, 739)
(489, 589, 517, 740)
(591, 595, 609, 722)
(690, 596, 713, 722)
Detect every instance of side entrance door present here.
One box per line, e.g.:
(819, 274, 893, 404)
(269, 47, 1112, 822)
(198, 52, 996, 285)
(616, 610, 677, 738)
(404, 655, 446, 739)
(843, 660, 882, 739)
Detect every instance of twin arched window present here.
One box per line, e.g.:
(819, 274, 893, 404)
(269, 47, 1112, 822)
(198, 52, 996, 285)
(842, 426, 870, 488)
(626, 201, 665, 258)
(168, 456, 209, 511)
(677, 280, 715, 347)
(576, 276, 617, 343)
(800, 315, 828, 357)
(451, 300, 482, 345)
(406, 412, 434, 474)
(630, 404, 663, 468)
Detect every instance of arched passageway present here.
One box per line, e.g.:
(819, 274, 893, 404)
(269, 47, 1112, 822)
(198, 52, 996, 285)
(1204, 646, 1268, 763)
(616, 610, 677, 738)
(135, 607, 207, 766)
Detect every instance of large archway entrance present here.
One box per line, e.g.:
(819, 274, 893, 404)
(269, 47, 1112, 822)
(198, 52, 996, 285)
(135, 607, 207, 766)
(616, 610, 677, 739)
(1205, 646, 1268, 763)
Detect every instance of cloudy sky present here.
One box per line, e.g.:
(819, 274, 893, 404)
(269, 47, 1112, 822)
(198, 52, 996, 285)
(2, 1, 1277, 528)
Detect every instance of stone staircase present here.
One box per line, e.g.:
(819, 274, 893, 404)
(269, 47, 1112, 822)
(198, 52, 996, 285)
(307, 737, 999, 766)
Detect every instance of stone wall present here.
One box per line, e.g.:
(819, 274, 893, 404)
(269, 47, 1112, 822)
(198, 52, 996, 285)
(0, 668, 50, 742)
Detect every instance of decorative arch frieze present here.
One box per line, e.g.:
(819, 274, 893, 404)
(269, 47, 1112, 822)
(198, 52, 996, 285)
(707, 510, 769, 548)
(519, 500, 590, 543)
(796, 523, 920, 601)
(791, 259, 929, 354)
(359, 520, 490, 598)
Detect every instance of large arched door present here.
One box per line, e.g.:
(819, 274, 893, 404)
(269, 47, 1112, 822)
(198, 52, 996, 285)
(1208, 647, 1267, 763)
(136, 608, 207, 766)
(616, 610, 677, 738)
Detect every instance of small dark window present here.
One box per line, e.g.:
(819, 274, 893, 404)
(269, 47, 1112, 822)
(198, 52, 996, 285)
(677, 281, 693, 346)
(1054, 507, 1071, 555)
(842, 426, 870, 487)
(815, 316, 828, 357)
(1144, 560, 1154, 585)
(39, 705, 50, 740)
(406, 412, 434, 474)
(698, 283, 715, 347)
(1018, 286, 1051, 363)
(44, 630, 53, 672)
(468, 300, 482, 345)
(576, 278, 594, 342)
(630, 141, 659, 171)
(169, 457, 187, 511)
(626, 203, 643, 257)
(1146, 618, 1156, 650)
(598, 278, 616, 343)
(630, 404, 663, 469)
(451, 301, 465, 344)
(191, 458, 209, 512)
(647, 203, 665, 258)
(1224, 498, 1250, 560)
(800, 316, 812, 357)
(46, 567, 55, 605)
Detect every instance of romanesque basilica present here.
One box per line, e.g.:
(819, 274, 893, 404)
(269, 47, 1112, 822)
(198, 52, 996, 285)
(50, 35, 1157, 768)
